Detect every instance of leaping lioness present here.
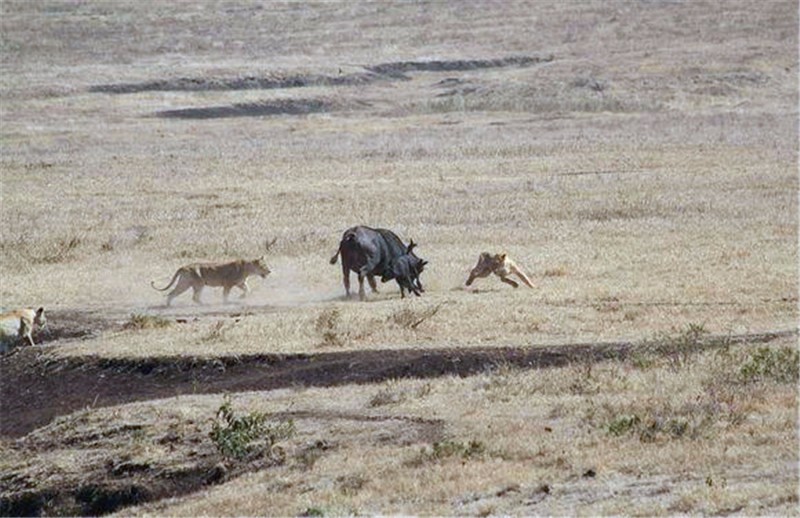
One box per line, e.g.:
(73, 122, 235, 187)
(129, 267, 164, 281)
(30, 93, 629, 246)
(151, 257, 271, 306)
(465, 253, 535, 289)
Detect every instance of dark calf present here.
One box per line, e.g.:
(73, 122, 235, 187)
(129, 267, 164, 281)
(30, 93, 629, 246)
(384, 241, 428, 299)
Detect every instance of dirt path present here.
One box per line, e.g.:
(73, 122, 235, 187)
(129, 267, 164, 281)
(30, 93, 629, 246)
(1, 329, 793, 439)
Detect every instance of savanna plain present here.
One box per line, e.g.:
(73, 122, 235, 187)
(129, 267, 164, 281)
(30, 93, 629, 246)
(0, 1, 798, 516)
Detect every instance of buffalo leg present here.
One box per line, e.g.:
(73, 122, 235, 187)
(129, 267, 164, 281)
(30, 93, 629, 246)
(341, 264, 351, 297)
(367, 275, 379, 293)
(357, 273, 367, 301)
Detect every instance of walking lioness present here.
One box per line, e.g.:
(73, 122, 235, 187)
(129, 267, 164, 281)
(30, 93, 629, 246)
(152, 258, 271, 306)
(466, 253, 535, 289)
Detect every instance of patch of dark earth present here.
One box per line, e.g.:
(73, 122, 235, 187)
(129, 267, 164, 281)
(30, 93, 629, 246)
(0, 410, 442, 517)
(1, 329, 793, 439)
(1, 464, 219, 517)
(90, 54, 553, 94)
(154, 98, 355, 120)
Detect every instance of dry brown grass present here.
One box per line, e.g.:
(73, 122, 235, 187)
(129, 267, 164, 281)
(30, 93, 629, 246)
(3, 334, 793, 516)
(0, 0, 797, 515)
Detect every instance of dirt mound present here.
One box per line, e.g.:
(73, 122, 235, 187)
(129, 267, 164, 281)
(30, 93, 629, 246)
(155, 98, 343, 120)
(366, 55, 553, 78)
(89, 55, 553, 95)
(1, 329, 792, 439)
(89, 71, 380, 94)
(1, 407, 442, 516)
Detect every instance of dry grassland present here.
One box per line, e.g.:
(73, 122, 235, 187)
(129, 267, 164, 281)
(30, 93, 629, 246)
(0, 0, 797, 515)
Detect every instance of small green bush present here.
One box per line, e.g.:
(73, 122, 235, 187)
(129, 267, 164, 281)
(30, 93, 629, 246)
(607, 414, 640, 436)
(739, 347, 799, 384)
(430, 439, 486, 460)
(605, 402, 726, 442)
(638, 323, 708, 370)
(209, 397, 295, 460)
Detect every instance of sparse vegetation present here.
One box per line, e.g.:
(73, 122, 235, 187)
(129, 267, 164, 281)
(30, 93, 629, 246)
(315, 308, 346, 347)
(368, 386, 406, 407)
(640, 323, 709, 370)
(12, 235, 83, 265)
(209, 397, 295, 461)
(123, 314, 172, 331)
(390, 303, 444, 329)
(739, 346, 799, 384)
(428, 439, 487, 461)
(202, 320, 231, 343)
(604, 402, 727, 443)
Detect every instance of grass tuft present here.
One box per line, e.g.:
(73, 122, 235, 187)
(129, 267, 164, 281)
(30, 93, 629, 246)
(208, 396, 295, 461)
(123, 314, 171, 330)
(739, 346, 799, 384)
(315, 308, 345, 347)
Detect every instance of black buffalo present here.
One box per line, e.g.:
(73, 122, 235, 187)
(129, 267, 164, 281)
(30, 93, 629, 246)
(329, 226, 426, 300)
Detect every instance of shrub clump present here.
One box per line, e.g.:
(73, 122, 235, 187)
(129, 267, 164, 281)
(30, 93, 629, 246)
(123, 314, 172, 330)
(604, 398, 743, 443)
(209, 397, 295, 460)
(409, 439, 487, 466)
(739, 347, 799, 384)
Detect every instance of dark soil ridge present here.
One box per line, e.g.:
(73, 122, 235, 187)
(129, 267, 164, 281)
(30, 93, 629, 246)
(154, 98, 341, 120)
(1, 329, 793, 439)
(1, 463, 218, 517)
(2, 410, 443, 517)
(90, 71, 381, 94)
(89, 55, 553, 94)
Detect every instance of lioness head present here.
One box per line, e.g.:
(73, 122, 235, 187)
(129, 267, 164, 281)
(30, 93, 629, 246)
(251, 256, 271, 278)
(34, 307, 46, 328)
(466, 252, 506, 286)
(476, 252, 505, 270)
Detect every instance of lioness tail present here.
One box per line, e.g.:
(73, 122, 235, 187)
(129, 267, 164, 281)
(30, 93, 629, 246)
(151, 269, 181, 291)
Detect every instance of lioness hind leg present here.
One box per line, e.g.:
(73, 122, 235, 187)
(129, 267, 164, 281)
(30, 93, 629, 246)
(191, 285, 204, 304)
(499, 276, 519, 288)
(222, 285, 232, 304)
(166, 278, 192, 306)
(466, 269, 490, 286)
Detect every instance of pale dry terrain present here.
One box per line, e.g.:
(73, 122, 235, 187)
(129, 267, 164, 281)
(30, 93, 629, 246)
(0, 0, 797, 516)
